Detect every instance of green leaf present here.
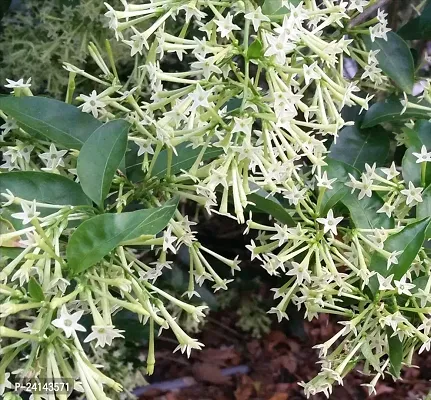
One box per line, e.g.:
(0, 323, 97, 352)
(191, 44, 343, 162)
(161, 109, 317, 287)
(387, 328, 403, 378)
(417, 185, 431, 237)
(321, 159, 393, 229)
(0, 96, 102, 149)
(67, 197, 179, 274)
(77, 120, 129, 208)
(320, 158, 356, 214)
(247, 39, 264, 60)
(402, 146, 431, 187)
(0, 171, 91, 206)
(0, 248, 24, 260)
(330, 125, 390, 170)
(128, 143, 224, 182)
(404, 120, 431, 149)
(361, 341, 382, 373)
(361, 97, 431, 128)
(368, 218, 431, 293)
(341, 193, 394, 230)
(417, 185, 431, 219)
(262, 0, 282, 14)
(28, 278, 45, 302)
(398, 1, 431, 40)
(363, 32, 415, 94)
(248, 183, 295, 226)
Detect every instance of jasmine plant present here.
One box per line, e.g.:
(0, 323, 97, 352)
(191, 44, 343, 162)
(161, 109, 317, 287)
(1, 0, 431, 399)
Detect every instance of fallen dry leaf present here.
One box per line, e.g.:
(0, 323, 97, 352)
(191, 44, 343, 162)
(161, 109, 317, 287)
(268, 393, 288, 400)
(192, 362, 231, 385)
(234, 375, 254, 400)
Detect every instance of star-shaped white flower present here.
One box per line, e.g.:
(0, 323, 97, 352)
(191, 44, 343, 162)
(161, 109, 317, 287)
(11, 200, 40, 225)
(400, 182, 423, 206)
(214, 13, 241, 38)
(394, 276, 415, 296)
(5, 77, 32, 89)
(84, 325, 125, 347)
(244, 6, 270, 31)
(377, 273, 394, 291)
(316, 210, 343, 235)
(51, 305, 86, 338)
(316, 171, 336, 189)
(413, 145, 431, 164)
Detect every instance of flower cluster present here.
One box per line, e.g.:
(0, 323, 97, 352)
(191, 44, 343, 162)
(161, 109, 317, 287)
(0, 0, 134, 98)
(2, 0, 431, 399)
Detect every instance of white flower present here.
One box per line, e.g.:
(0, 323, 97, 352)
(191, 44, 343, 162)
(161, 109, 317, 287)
(231, 116, 253, 137)
(400, 182, 423, 206)
(394, 276, 415, 296)
(11, 200, 40, 225)
(377, 273, 394, 291)
(38, 144, 68, 170)
(381, 163, 400, 180)
(386, 250, 403, 270)
(0, 118, 18, 137)
(4, 77, 32, 89)
(244, 6, 270, 31)
(173, 339, 205, 358)
(214, 13, 241, 38)
(348, 0, 370, 12)
(316, 210, 343, 235)
(377, 202, 395, 218)
(84, 325, 125, 347)
(51, 306, 86, 338)
(163, 225, 178, 254)
(188, 84, 213, 111)
(264, 33, 295, 65)
(316, 171, 336, 189)
(78, 90, 106, 118)
(412, 145, 431, 163)
(286, 261, 311, 285)
(0, 372, 13, 395)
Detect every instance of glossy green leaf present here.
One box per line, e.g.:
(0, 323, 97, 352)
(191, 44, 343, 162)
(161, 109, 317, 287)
(404, 120, 431, 149)
(128, 143, 224, 182)
(77, 120, 129, 208)
(28, 278, 45, 302)
(224, 97, 242, 113)
(67, 197, 179, 274)
(364, 32, 415, 94)
(398, 1, 431, 40)
(330, 125, 391, 170)
(247, 39, 264, 60)
(248, 183, 295, 226)
(387, 328, 403, 378)
(369, 218, 431, 293)
(417, 185, 431, 237)
(320, 158, 356, 214)
(361, 97, 431, 129)
(0, 96, 102, 149)
(341, 192, 394, 230)
(402, 146, 431, 187)
(0, 171, 91, 206)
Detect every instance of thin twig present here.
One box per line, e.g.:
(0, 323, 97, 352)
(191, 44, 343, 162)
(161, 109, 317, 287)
(349, 0, 393, 27)
(388, 0, 400, 30)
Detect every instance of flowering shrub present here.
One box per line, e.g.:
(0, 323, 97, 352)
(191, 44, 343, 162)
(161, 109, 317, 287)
(0, 0, 134, 97)
(2, 0, 431, 398)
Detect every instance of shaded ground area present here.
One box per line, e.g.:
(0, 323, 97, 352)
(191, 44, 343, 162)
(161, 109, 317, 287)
(139, 311, 431, 400)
